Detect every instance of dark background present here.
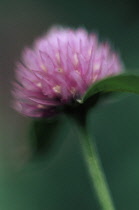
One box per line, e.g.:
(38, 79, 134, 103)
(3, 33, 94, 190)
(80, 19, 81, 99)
(1, 0, 139, 209)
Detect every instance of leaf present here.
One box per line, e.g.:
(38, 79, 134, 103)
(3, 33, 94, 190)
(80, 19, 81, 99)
(82, 74, 139, 102)
(29, 118, 59, 156)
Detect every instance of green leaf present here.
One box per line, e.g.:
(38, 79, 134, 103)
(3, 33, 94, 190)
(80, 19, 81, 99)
(29, 118, 59, 157)
(82, 74, 139, 102)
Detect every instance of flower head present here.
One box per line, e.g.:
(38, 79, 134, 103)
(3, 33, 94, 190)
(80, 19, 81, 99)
(13, 26, 123, 117)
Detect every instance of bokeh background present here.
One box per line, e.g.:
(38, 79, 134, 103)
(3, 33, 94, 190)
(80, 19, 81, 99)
(1, 0, 139, 209)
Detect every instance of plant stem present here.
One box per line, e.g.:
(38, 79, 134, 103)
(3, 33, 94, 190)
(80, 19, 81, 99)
(74, 118, 116, 210)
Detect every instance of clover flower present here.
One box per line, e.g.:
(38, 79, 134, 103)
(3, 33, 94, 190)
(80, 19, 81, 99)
(13, 26, 122, 117)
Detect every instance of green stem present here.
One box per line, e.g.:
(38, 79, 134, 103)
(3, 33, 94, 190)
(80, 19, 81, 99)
(73, 117, 116, 210)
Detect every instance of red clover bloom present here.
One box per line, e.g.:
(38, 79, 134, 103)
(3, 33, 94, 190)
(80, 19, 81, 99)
(13, 26, 122, 117)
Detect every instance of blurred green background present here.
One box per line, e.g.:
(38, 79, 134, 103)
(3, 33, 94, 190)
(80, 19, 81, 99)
(1, 0, 139, 209)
